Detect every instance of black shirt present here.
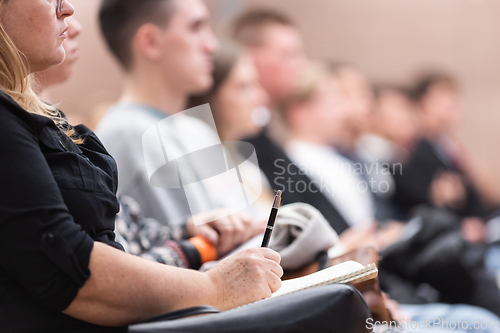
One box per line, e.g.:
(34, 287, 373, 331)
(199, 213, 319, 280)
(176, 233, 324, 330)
(0, 91, 126, 332)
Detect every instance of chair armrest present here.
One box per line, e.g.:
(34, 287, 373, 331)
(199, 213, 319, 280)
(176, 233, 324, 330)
(134, 306, 220, 324)
(128, 284, 372, 333)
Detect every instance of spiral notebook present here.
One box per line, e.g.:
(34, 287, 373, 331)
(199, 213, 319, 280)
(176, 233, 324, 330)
(272, 260, 378, 298)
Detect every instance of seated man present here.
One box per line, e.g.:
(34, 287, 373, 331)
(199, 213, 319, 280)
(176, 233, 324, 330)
(392, 73, 491, 219)
(354, 84, 419, 222)
(96, 0, 266, 260)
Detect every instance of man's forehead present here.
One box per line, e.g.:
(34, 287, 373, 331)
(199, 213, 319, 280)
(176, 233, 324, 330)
(174, 0, 210, 20)
(260, 24, 302, 49)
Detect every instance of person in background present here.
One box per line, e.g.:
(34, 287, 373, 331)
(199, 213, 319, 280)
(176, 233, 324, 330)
(323, 68, 500, 317)
(188, 41, 275, 219)
(356, 85, 418, 164)
(388, 74, 500, 289)
(0, 0, 283, 331)
(326, 64, 402, 223)
(281, 62, 377, 229)
(189, 38, 500, 333)
(96, 0, 268, 259)
(274, 61, 500, 333)
(329, 64, 376, 155)
(231, 9, 308, 147)
(354, 84, 419, 221)
(392, 73, 492, 222)
(231, 9, 356, 230)
(231, 9, 307, 115)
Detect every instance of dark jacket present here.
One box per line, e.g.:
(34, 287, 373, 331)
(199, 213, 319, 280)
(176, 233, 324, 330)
(245, 132, 350, 235)
(0, 91, 126, 332)
(392, 139, 487, 218)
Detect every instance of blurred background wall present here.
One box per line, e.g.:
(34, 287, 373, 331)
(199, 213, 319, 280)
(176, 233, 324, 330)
(48, 0, 500, 200)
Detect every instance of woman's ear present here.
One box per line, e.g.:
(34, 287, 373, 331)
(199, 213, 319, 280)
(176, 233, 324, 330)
(133, 24, 164, 63)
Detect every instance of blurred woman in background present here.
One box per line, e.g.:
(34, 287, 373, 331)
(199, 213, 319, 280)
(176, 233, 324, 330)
(189, 42, 275, 218)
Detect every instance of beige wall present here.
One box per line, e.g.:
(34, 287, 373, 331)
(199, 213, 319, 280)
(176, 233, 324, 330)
(49, 0, 500, 200)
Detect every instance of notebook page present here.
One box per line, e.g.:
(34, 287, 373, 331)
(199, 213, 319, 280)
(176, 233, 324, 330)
(272, 260, 365, 297)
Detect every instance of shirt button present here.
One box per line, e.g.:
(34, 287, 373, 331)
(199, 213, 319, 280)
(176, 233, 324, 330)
(41, 233, 56, 249)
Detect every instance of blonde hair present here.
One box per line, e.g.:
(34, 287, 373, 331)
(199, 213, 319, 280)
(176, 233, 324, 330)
(279, 61, 331, 120)
(0, 1, 81, 143)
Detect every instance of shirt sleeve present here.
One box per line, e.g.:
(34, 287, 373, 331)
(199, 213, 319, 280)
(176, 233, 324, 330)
(96, 112, 191, 226)
(115, 196, 203, 269)
(0, 105, 94, 311)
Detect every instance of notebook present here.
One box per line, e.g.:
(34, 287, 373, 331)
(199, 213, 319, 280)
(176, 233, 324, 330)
(272, 260, 378, 298)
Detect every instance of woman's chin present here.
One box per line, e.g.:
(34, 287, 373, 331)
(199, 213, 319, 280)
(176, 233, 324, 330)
(52, 47, 67, 65)
(38, 50, 66, 70)
(30, 60, 63, 74)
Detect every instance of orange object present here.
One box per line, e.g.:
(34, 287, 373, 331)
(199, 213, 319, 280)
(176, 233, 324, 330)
(188, 236, 217, 263)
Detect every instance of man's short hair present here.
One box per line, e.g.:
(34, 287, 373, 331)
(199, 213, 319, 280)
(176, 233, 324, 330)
(411, 72, 458, 102)
(230, 9, 295, 47)
(99, 0, 176, 70)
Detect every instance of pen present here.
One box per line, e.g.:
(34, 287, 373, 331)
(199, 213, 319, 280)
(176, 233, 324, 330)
(261, 190, 282, 247)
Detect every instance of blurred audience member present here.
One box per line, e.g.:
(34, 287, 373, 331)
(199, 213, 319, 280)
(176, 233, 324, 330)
(188, 41, 275, 217)
(281, 62, 376, 229)
(231, 10, 357, 229)
(232, 9, 308, 146)
(254, 60, 500, 326)
(231, 9, 307, 112)
(392, 73, 490, 223)
(330, 64, 375, 153)
(97, 0, 265, 258)
(355, 85, 419, 221)
(358, 85, 418, 159)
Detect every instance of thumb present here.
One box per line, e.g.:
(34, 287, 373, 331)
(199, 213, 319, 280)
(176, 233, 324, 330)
(195, 225, 219, 245)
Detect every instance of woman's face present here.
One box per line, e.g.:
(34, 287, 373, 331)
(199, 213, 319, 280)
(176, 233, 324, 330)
(0, 0, 75, 73)
(214, 54, 269, 140)
(39, 17, 82, 87)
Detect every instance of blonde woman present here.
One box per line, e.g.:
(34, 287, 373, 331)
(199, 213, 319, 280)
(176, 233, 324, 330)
(0, 0, 282, 331)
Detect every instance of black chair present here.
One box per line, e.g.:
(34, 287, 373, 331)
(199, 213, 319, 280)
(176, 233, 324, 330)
(128, 284, 372, 333)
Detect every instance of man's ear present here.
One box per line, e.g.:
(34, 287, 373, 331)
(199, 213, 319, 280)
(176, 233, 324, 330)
(133, 23, 164, 62)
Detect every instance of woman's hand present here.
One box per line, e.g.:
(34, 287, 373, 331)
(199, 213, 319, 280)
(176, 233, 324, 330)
(206, 248, 283, 310)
